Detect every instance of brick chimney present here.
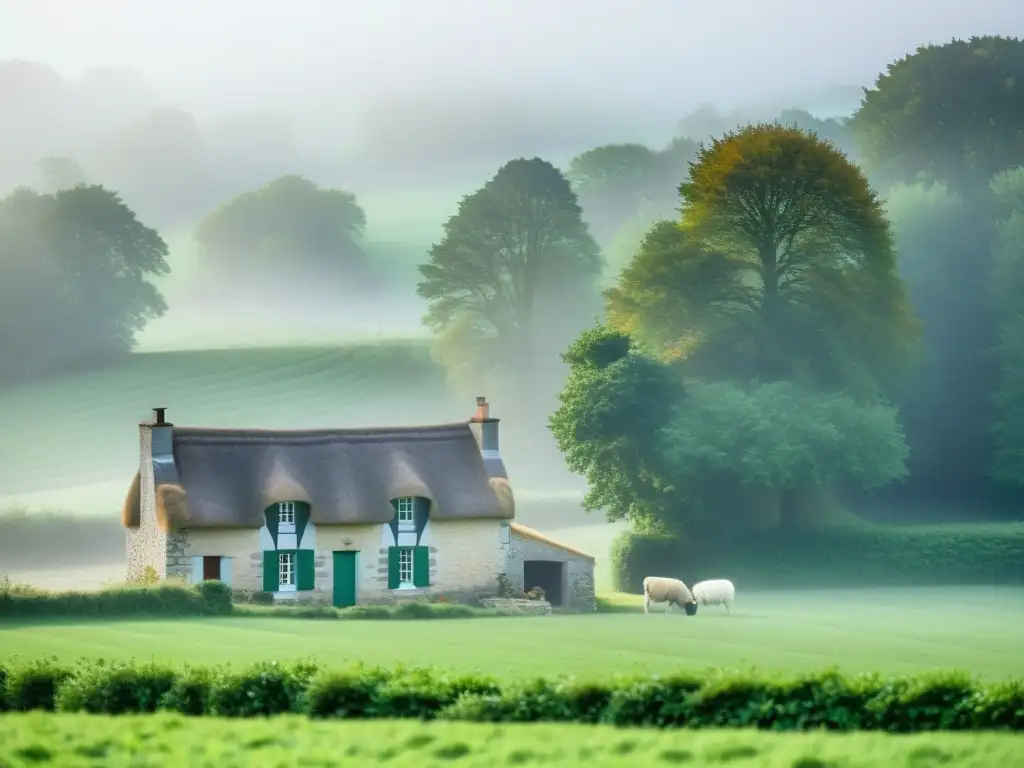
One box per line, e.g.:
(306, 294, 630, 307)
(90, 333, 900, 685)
(468, 396, 507, 479)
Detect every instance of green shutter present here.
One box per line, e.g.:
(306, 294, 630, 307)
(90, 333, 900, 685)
(263, 504, 280, 548)
(262, 551, 278, 592)
(295, 502, 310, 548)
(297, 549, 315, 590)
(413, 497, 430, 545)
(387, 547, 400, 589)
(413, 545, 430, 587)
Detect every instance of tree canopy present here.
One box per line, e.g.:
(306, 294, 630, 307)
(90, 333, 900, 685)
(607, 123, 918, 399)
(987, 169, 1024, 485)
(0, 184, 168, 382)
(566, 139, 699, 247)
(417, 157, 602, 377)
(194, 175, 372, 295)
(550, 326, 908, 533)
(849, 35, 1024, 200)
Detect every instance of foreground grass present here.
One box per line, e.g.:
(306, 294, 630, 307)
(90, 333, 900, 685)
(2, 588, 1022, 682)
(0, 714, 1018, 768)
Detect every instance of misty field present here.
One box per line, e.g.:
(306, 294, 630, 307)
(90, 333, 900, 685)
(2, 715, 1018, 768)
(0, 343, 451, 500)
(2, 587, 1021, 683)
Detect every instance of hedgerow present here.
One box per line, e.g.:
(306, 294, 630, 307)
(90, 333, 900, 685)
(0, 658, 1020, 731)
(611, 525, 1024, 593)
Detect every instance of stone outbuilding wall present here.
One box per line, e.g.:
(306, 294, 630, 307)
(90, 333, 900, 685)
(506, 523, 596, 612)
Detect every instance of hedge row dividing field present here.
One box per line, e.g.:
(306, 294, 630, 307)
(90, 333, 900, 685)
(1, 658, 1022, 732)
(2, 713, 1019, 768)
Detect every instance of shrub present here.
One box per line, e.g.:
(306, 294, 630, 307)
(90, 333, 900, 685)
(0, 582, 235, 619)
(391, 602, 476, 620)
(209, 660, 318, 717)
(195, 580, 233, 613)
(1, 658, 1022, 730)
(0, 660, 8, 712)
(159, 666, 216, 716)
(4, 659, 73, 711)
(611, 525, 1024, 592)
(307, 665, 396, 719)
(55, 661, 177, 714)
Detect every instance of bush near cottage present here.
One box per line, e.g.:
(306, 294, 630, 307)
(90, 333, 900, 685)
(0, 579, 233, 618)
(610, 525, 1024, 593)
(2, 715, 1020, 768)
(1, 658, 1022, 732)
(0, 579, 497, 622)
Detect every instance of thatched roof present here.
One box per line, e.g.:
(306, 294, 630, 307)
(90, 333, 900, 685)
(124, 422, 512, 529)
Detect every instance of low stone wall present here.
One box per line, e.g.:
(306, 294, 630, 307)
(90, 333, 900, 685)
(480, 598, 552, 616)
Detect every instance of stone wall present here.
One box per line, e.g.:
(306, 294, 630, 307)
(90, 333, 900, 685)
(480, 598, 552, 616)
(125, 426, 167, 583)
(506, 528, 596, 612)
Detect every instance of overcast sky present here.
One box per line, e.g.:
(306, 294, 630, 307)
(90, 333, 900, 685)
(2, 0, 1019, 111)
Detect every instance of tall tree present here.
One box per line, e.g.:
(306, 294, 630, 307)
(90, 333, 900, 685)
(566, 138, 699, 248)
(608, 123, 917, 399)
(194, 175, 372, 299)
(988, 169, 1024, 487)
(849, 35, 1024, 202)
(417, 157, 602, 372)
(550, 325, 907, 533)
(0, 185, 169, 381)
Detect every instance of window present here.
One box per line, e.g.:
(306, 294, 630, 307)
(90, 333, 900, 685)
(279, 552, 295, 587)
(396, 496, 414, 523)
(387, 546, 429, 590)
(398, 547, 414, 586)
(278, 501, 295, 525)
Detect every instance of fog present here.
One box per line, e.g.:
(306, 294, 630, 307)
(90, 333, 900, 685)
(0, 0, 1021, 582)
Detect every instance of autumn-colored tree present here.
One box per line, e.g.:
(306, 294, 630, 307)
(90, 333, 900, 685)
(608, 123, 918, 399)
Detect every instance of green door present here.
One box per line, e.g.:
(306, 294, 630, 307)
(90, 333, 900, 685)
(332, 551, 358, 608)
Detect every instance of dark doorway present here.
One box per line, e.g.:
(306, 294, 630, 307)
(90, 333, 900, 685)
(523, 560, 566, 606)
(202, 556, 221, 581)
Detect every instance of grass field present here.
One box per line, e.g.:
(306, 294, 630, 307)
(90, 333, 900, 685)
(2, 588, 1021, 683)
(3, 715, 1019, 768)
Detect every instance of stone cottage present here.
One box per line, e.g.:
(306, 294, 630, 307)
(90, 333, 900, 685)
(122, 398, 596, 611)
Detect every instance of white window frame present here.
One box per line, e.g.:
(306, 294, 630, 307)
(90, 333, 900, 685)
(278, 501, 296, 525)
(396, 497, 414, 523)
(278, 552, 296, 592)
(398, 547, 414, 588)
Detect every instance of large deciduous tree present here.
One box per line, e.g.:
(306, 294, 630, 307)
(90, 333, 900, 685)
(194, 175, 372, 299)
(849, 35, 1024, 202)
(550, 326, 908, 533)
(417, 157, 602, 379)
(988, 169, 1024, 486)
(607, 123, 918, 399)
(0, 185, 169, 381)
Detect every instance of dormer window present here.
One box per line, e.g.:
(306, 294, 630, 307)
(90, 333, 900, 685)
(396, 497, 414, 523)
(278, 501, 295, 525)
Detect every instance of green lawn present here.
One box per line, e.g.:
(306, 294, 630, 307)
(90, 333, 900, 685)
(2, 587, 1021, 682)
(2, 714, 1018, 768)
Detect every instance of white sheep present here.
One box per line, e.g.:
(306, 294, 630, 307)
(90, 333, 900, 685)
(691, 579, 735, 614)
(642, 576, 698, 615)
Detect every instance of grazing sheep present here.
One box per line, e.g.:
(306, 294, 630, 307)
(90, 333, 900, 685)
(642, 576, 699, 615)
(691, 579, 735, 614)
